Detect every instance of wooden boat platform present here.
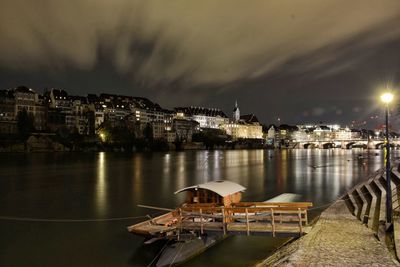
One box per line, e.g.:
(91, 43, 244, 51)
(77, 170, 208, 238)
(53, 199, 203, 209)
(128, 201, 313, 238)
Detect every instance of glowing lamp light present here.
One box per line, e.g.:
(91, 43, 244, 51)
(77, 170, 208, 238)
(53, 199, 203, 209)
(380, 92, 394, 104)
(99, 133, 105, 142)
(380, 90, 394, 223)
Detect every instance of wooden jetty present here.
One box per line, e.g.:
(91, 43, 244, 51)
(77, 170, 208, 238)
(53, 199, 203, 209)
(128, 181, 312, 266)
(178, 202, 312, 237)
(128, 181, 313, 238)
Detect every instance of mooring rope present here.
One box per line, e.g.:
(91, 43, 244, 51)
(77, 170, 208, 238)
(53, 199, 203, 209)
(147, 239, 171, 267)
(0, 210, 166, 223)
(0, 215, 151, 222)
(169, 241, 185, 267)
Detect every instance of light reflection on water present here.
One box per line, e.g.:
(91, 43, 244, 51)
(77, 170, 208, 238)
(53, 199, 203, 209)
(132, 155, 143, 203)
(0, 149, 397, 267)
(96, 152, 106, 216)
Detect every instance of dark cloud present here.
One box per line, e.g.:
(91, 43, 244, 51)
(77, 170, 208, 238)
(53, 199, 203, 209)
(1, 0, 400, 126)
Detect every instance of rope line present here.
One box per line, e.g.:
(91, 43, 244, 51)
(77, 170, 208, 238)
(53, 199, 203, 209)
(169, 241, 185, 267)
(147, 239, 171, 267)
(0, 215, 150, 222)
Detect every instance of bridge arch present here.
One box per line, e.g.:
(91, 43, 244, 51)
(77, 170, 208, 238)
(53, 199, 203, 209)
(375, 142, 384, 149)
(375, 143, 397, 149)
(346, 142, 356, 149)
(322, 142, 335, 149)
(303, 143, 316, 149)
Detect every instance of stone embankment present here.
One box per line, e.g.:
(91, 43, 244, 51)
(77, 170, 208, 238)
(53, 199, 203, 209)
(256, 199, 398, 266)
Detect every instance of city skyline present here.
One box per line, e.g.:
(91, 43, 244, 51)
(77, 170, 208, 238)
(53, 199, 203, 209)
(1, 1, 400, 126)
(1, 84, 394, 129)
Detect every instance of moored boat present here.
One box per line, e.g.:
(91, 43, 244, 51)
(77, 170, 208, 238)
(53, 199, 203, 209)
(127, 180, 312, 266)
(128, 180, 246, 237)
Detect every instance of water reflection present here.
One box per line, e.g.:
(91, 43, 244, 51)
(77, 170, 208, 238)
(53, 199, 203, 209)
(276, 149, 288, 192)
(176, 152, 187, 190)
(162, 153, 171, 193)
(1, 149, 398, 267)
(132, 155, 143, 203)
(96, 152, 106, 216)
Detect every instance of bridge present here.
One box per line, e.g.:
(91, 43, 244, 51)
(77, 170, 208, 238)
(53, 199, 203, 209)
(293, 139, 400, 149)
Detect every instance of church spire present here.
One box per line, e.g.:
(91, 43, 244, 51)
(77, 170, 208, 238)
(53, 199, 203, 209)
(232, 100, 240, 122)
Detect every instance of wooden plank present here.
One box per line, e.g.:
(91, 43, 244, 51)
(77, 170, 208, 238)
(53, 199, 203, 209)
(181, 221, 222, 228)
(180, 212, 222, 219)
(181, 206, 309, 214)
(226, 222, 310, 234)
(226, 208, 306, 215)
(222, 207, 226, 235)
(228, 214, 306, 221)
(200, 208, 203, 234)
(233, 202, 313, 208)
(298, 208, 302, 234)
(246, 208, 250, 236)
(228, 208, 307, 213)
(178, 208, 182, 240)
(271, 208, 275, 237)
(305, 209, 308, 225)
(183, 204, 311, 210)
(180, 213, 307, 222)
(181, 221, 311, 235)
(224, 208, 307, 213)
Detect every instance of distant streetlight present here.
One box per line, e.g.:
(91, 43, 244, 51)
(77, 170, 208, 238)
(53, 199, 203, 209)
(380, 92, 393, 225)
(99, 133, 106, 142)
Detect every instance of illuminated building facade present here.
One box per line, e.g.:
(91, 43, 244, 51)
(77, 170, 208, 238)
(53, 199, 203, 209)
(174, 106, 229, 129)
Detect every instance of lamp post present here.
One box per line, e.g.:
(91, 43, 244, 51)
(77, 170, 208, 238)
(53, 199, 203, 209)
(380, 92, 394, 224)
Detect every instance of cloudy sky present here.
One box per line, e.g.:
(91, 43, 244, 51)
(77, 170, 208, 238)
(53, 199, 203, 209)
(1, 0, 400, 127)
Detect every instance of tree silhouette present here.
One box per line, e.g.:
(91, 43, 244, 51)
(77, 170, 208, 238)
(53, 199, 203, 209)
(143, 123, 153, 141)
(16, 109, 34, 140)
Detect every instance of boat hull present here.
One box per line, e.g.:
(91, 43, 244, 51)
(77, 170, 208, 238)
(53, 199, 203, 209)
(156, 234, 227, 267)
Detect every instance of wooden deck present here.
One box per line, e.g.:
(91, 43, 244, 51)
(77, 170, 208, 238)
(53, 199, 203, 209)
(178, 202, 312, 237)
(128, 202, 313, 237)
(127, 212, 178, 236)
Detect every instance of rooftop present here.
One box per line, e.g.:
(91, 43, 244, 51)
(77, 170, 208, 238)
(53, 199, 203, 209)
(51, 88, 68, 98)
(175, 180, 246, 197)
(15, 86, 35, 94)
(175, 106, 228, 118)
(240, 114, 260, 124)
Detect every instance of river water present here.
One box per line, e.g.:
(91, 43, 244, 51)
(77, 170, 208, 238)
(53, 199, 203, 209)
(0, 149, 393, 266)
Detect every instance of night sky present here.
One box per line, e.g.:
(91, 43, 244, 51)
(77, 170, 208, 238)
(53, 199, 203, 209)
(1, 1, 400, 127)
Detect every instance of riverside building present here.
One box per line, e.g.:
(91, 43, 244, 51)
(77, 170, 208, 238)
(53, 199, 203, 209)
(174, 106, 229, 129)
(220, 102, 263, 140)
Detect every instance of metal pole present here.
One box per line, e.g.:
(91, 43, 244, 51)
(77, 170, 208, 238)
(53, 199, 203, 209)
(385, 105, 392, 224)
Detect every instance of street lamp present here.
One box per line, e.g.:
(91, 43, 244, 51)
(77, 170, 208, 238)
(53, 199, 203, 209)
(99, 132, 106, 142)
(380, 92, 393, 224)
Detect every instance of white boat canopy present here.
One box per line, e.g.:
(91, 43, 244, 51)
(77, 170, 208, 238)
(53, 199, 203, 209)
(174, 180, 246, 197)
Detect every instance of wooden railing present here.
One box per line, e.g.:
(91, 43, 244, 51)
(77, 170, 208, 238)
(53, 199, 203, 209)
(177, 202, 313, 236)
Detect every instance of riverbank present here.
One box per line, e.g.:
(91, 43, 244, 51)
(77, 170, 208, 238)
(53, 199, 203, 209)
(256, 199, 398, 266)
(0, 134, 267, 152)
